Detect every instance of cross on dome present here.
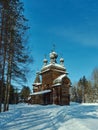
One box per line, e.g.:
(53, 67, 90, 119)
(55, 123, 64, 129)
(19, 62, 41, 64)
(43, 54, 48, 66)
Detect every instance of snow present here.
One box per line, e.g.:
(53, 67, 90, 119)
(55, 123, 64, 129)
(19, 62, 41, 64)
(53, 74, 66, 84)
(28, 97, 31, 100)
(0, 102, 98, 130)
(30, 89, 51, 95)
(42, 63, 65, 70)
(53, 63, 65, 69)
(41, 68, 66, 74)
(33, 83, 42, 86)
(52, 83, 61, 87)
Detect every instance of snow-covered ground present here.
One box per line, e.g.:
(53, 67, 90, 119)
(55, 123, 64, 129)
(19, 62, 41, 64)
(0, 102, 98, 130)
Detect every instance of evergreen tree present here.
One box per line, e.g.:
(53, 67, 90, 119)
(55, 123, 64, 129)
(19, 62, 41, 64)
(91, 68, 98, 102)
(0, 0, 31, 112)
(0, 0, 8, 112)
(20, 86, 31, 102)
(70, 86, 78, 102)
(77, 76, 93, 103)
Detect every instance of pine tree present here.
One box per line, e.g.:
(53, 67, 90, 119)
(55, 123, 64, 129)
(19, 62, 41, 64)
(70, 86, 78, 102)
(91, 68, 98, 102)
(77, 76, 93, 103)
(0, 0, 8, 112)
(20, 86, 31, 102)
(0, 0, 31, 112)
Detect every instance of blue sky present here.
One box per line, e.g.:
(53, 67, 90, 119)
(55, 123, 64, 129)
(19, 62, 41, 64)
(22, 0, 98, 89)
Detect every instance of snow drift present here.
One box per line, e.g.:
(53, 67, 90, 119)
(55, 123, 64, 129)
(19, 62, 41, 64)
(0, 102, 98, 130)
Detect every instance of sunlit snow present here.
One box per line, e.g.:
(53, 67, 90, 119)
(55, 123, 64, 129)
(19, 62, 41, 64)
(0, 102, 98, 130)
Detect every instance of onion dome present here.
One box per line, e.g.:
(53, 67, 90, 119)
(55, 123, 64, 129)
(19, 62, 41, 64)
(52, 51, 58, 58)
(60, 58, 64, 66)
(60, 58, 64, 62)
(43, 58, 48, 66)
(50, 52, 54, 59)
(50, 51, 58, 63)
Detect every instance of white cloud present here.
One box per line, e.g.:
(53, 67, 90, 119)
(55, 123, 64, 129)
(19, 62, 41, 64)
(49, 27, 98, 47)
(65, 29, 98, 47)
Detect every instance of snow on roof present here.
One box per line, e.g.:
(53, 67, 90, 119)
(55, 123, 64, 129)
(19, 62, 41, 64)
(53, 74, 66, 84)
(33, 83, 42, 86)
(42, 63, 65, 70)
(33, 87, 38, 89)
(52, 83, 61, 87)
(30, 89, 51, 96)
(40, 68, 66, 75)
(40, 68, 50, 74)
(28, 96, 31, 100)
(53, 69, 67, 73)
(54, 63, 65, 68)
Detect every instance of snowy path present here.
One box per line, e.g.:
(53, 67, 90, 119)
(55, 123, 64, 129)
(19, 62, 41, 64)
(1, 105, 57, 130)
(0, 103, 98, 130)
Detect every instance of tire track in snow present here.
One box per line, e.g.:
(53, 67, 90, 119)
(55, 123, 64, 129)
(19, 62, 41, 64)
(1, 105, 56, 130)
(0, 110, 22, 128)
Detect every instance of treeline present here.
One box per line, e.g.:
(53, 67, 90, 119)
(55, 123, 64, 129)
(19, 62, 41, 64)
(0, 81, 31, 104)
(0, 80, 19, 104)
(71, 67, 98, 103)
(0, 0, 32, 112)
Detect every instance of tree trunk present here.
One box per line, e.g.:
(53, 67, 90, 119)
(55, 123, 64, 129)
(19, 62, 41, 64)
(0, 6, 6, 112)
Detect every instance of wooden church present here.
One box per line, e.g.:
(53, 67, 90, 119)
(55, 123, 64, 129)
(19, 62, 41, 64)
(29, 50, 71, 105)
